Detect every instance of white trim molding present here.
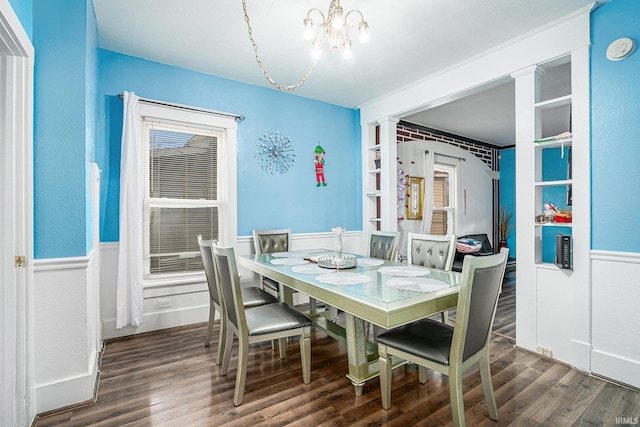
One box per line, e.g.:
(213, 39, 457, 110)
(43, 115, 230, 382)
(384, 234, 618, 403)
(590, 250, 640, 389)
(32, 252, 101, 413)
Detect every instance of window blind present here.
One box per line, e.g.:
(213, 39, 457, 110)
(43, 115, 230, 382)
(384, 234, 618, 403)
(143, 121, 221, 276)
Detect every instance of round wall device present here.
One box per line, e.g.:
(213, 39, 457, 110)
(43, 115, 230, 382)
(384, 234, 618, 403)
(606, 37, 635, 61)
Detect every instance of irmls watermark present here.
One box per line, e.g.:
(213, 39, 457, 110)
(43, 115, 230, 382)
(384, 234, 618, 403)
(615, 416, 639, 425)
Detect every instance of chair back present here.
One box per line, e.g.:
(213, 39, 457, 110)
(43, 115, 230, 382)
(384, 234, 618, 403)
(407, 233, 456, 271)
(452, 248, 509, 363)
(368, 230, 400, 261)
(197, 235, 219, 304)
(212, 244, 246, 334)
(253, 228, 291, 254)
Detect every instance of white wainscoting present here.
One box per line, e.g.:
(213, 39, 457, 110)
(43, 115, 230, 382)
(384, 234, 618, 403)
(591, 250, 640, 389)
(101, 231, 365, 340)
(33, 251, 101, 413)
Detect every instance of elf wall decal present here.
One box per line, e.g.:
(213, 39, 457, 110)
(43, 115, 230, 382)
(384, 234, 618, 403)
(314, 145, 327, 187)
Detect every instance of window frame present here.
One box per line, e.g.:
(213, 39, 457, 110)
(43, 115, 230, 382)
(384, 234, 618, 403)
(431, 163, 457, 236)
(137, 102, 238, 287)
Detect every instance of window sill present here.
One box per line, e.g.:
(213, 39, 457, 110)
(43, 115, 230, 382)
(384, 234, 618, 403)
(142, 272, 208, 298)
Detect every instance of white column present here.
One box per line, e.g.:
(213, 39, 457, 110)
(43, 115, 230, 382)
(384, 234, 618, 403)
(377, 117, 399, 231)
(512, 65, 542, 354)
(570, 45, 591, 370)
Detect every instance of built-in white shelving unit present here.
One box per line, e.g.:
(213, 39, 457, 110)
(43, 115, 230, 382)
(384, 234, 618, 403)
(515, 47, 591, 369)
(362, 118, 399, 233)
(365, 143, 381, 227)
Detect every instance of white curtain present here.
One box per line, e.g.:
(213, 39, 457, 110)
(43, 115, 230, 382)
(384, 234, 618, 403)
(419, 151, 435, 233)
(116, 91, 144, 328)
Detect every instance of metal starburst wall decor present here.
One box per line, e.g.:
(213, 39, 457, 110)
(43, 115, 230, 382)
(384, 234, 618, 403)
(255, 131, 296, 175)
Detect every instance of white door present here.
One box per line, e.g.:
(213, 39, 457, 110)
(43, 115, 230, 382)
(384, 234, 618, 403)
(0, 3, 35, 426)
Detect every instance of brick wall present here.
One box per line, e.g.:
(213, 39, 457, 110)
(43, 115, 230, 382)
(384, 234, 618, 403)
(397, 123, 499, 170)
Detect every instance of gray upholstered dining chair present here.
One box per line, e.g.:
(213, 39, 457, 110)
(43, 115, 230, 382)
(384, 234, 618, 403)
(377, 248, 509, 427)
(252, 228, 292, 301)
(212, 243, 312, 406)
(368, 230, 400, 261)
(407, 232, 457, 323)
(197, 235, 277, 364)
(407, 232, 456, 270)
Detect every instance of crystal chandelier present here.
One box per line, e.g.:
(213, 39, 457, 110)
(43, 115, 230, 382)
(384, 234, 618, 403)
(303, 0, 369, 60)
(241, 0, 369, 92)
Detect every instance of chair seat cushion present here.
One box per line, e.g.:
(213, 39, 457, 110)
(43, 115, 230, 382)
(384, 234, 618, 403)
(241, 286, 279, 307)
(376, 318, 454, 365)
(245, 302, 312, 336)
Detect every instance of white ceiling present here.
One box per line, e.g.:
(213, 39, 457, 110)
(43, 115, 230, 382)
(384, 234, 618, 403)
(92, 0, 595, 146)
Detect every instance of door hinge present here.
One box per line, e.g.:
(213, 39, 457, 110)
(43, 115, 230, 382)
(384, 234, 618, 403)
(15, 256, 25, 267)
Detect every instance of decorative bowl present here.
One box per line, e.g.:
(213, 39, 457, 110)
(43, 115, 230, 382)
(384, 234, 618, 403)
(317, 255, 357, 270)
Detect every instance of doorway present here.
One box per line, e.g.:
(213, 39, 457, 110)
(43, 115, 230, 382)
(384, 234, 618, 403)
(0, 4, 35, 425)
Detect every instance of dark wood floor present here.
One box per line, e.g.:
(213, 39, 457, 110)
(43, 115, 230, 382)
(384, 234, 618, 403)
(36, 272, 640, 426)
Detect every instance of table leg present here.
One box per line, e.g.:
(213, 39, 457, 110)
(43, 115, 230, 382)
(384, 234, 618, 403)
(279, 283, 294, 305)
(344, 313, 374, 395)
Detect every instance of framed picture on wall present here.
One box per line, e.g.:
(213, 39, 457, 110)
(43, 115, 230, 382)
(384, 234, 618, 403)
(406, 176, 424, 220)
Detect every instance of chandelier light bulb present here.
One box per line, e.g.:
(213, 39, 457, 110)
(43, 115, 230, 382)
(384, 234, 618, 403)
(342, 38, 353, 59)
(331, 5, 344, 30)
(359, 21, 370, 44)
(303, 18, 315, 40)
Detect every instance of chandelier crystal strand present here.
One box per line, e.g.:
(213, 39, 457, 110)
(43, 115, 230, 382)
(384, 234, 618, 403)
(242, 0, 318, 92)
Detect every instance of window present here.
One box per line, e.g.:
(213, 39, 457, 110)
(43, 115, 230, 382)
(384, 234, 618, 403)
(137, 102, 238, 281)
(429, 164, 456, 235)
(142, 121, 221, 276)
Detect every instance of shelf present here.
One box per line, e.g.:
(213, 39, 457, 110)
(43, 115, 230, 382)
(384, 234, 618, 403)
(368, 144, 381, 151)
(366, 191, 381, 197)
(369, 218, 381, 222)
(534, 94, 572, 109)
(368, 169, 381, 174)
(534, 179, 572, 187)
(535, 262, 574, 271)
(535, 222, 572, 227)
(534, 139, 572, 149)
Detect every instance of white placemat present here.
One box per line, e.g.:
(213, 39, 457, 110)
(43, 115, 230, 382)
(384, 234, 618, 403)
(291, 264, 326, 275)
(377, 266, 431, 277)
(386, 277, 450, 293)
(356, 258, 385, 267)
(270, 258, 310, 266)
(315, 272, 372, 286)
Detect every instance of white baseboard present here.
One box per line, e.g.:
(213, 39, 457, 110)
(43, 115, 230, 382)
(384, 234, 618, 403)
(102, 303, 209, 340)
(591, 349, 640, 389)
(36, 351, 99, 413)
(571, 339, 591, 371)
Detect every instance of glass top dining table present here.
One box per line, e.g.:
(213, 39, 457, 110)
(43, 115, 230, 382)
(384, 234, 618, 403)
(238, 249, 461, 395)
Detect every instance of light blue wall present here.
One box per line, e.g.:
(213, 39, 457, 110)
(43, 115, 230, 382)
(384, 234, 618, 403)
(499, 148, 516, 256)
(85, 0, 98, 252)
(591, 0, 640, 252)
(33, 0, 96, 258)
(8, 0, 31, 39)
(97, 50, 362, 241)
